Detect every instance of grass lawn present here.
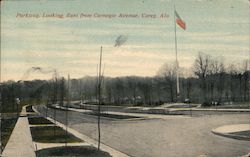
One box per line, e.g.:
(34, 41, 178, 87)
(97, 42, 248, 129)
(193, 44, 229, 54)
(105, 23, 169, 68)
(89, 112, 140, 119)
(230, 130, 250, 137)
(36, 146, 112, 157)
(30, 126, 82, 143)
(28, 117, 53, 125)
(1, 118, 18, 150)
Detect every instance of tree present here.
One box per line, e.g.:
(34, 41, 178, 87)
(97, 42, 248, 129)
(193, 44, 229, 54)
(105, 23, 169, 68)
(240, 60, 250, 102)
(227, 64, 238, 102)
(217, 62, 225, 103)
(193, 52, 211, 104)
(157, 62, 177, 102)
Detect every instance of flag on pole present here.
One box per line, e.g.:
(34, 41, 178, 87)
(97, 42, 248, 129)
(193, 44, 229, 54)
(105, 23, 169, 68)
(175, 10, 186, 30)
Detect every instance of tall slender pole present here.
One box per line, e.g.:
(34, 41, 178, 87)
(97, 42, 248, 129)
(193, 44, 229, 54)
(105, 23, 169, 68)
(53, 76, 57, 136)
(66, 74, 70, 146)
(248, 51, 250, 131)
(0, 37, 1, 154)
(97, 46, 102, 150)
(174, 4, 180, 101)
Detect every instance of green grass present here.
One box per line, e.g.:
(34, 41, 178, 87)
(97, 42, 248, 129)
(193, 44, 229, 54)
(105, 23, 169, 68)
(36, 146, 112, 157)
(30, 126, 82, 143)
(230, 130, 250, 137)
(1, 118, 18, 150)
(28, 117, 53, 125)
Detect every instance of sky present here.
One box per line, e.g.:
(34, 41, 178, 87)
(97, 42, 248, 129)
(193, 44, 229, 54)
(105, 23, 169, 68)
(1, 0, 250, 81)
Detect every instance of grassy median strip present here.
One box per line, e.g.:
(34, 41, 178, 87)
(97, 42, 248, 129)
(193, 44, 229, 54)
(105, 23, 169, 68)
(88, 112, 140, 119)
(30, 126, 82, 143)
(230, 130, 250, 138)
(36, 146, 112, 157)
(28, 117, 53, 125)
(1, 118, 18, 150)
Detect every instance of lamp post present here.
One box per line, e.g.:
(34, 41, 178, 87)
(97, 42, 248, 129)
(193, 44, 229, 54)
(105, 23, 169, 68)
(16, 98, 20, 117)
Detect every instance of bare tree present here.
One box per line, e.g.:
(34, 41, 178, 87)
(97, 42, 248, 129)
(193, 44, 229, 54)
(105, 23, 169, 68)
(207, 59, 219, 102)
(193, 52, 211, 104)
(217, 62, 225, 103)
(240, 60, 250, 102)
(157, 62, 177, 102)
(227, 64, 238, 102)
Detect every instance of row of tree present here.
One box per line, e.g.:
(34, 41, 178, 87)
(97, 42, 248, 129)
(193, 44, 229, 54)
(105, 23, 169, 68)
(0, 53, 249, 111)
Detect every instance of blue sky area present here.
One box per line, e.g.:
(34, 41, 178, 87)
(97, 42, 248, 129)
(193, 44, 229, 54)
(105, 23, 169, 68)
(1, 0, 249, 81)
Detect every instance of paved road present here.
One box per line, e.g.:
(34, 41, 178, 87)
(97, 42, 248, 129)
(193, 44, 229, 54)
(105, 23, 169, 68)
(36, 105, 250, 157)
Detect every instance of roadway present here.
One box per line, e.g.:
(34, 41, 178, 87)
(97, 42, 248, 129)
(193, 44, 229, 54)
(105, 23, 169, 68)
(35, 105, 250, 157)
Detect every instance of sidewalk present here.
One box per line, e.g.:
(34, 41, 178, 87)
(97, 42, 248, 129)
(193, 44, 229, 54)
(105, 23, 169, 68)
(2, 106, 36, 157)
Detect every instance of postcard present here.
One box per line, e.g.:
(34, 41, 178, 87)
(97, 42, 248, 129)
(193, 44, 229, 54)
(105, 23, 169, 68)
(0, 0, 249, 157)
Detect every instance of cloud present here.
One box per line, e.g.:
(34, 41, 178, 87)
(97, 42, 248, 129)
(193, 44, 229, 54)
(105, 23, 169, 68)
(1, 0, 249, 81)
(184, 32, 249, 43)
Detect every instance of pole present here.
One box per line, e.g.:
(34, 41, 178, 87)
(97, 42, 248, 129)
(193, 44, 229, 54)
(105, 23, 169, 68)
(0, 27, 1, 157)
(66, 74, 70, 146)
(174, 4, 180, 102)
(53, 76, 57, 136)
(187, 79, 192, 117)
(45, 81, 51, 118)
(97, 46, 103, 150)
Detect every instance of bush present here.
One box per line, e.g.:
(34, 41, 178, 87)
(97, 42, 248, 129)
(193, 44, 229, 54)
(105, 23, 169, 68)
(201, 101, 212, 107)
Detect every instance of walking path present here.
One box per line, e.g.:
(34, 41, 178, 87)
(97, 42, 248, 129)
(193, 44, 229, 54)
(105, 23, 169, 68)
(2, 106, 36, 157)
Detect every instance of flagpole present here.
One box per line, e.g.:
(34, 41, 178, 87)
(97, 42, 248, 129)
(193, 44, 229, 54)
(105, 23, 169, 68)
(174, 4, 180, 101)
